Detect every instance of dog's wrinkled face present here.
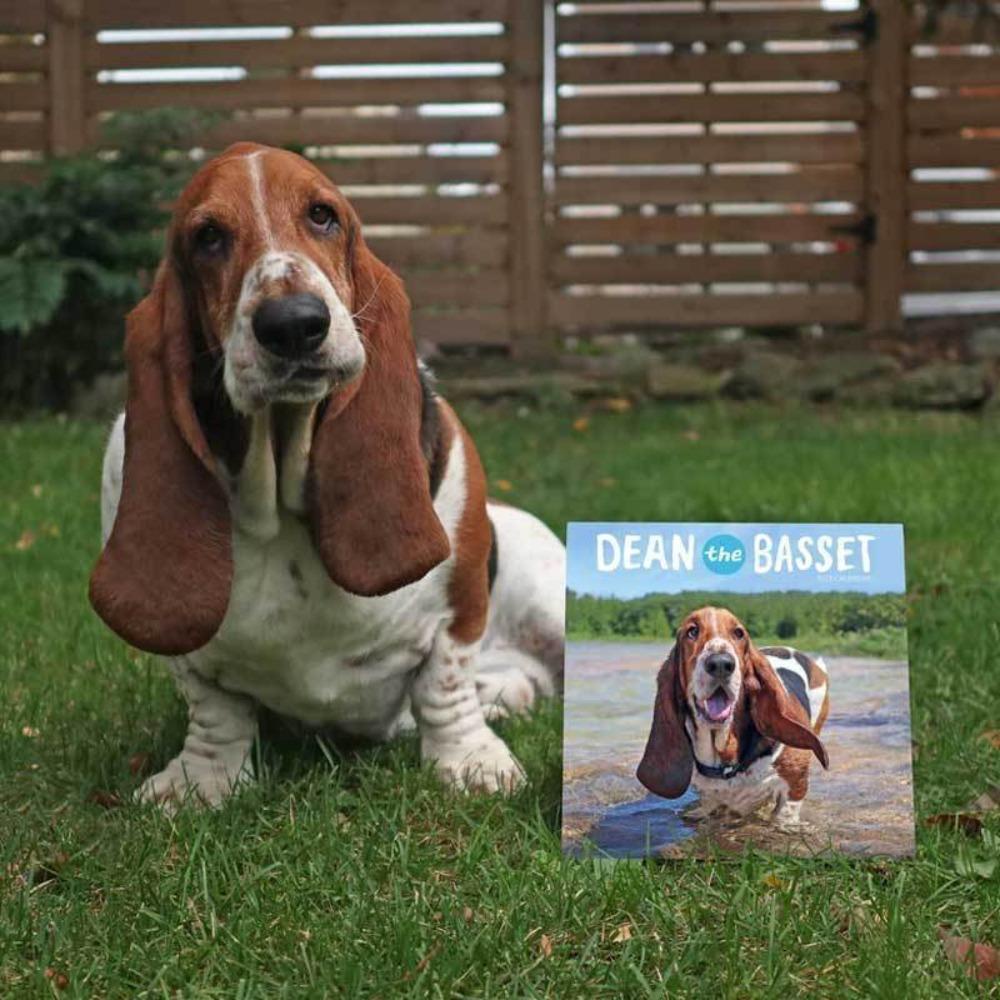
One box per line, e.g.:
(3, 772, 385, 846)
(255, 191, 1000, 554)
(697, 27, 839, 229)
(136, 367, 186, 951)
(171, 144, 366, 414)
(675, 607, 754, 732)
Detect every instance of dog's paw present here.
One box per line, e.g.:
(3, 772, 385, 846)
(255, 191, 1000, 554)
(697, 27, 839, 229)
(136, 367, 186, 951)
(423, 730, 526, 795)
(475, 669, 535, 721)
(772, 798, 806, 830)
(136, 754, 251, 812)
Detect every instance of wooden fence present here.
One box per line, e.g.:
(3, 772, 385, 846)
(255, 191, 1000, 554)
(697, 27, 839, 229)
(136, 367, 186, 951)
(2, 1, 1000, 354)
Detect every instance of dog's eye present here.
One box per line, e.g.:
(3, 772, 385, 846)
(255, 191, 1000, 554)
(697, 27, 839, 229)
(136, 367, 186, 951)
(686, 624, 699, 640)
(194, 223, 226, 255)
(733, 627, 745, 640)
(308, 203, 338, 233)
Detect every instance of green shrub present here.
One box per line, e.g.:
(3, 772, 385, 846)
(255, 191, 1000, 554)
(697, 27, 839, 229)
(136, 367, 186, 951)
(0, 109, 219, 413)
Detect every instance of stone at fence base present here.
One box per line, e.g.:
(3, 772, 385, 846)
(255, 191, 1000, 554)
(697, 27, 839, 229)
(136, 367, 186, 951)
(70, 370, 127, 419)
(724, 350, 806, 400)
(967, 326, 1000, 361)
(892, 362, 990, 409)
(800, 352, 901, 401)
(646, 362, 730, 400)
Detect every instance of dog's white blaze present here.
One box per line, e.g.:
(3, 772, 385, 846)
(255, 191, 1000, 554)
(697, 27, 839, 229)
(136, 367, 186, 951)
(245, 150, 273, 250)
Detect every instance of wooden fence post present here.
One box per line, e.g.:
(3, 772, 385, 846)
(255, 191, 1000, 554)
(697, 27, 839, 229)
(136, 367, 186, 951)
(508, 0, 551, 357)
(47, 0, 86, 155)
(865, 0, 907, 335)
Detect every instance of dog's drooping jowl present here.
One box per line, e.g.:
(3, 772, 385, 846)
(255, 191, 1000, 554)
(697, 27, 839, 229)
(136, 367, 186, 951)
(636, 607, 829, 827)
(90, 143, 564, 808)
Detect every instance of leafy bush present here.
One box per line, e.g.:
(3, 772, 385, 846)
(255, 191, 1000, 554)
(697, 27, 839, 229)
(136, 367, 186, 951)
(0, 109, 219, 412)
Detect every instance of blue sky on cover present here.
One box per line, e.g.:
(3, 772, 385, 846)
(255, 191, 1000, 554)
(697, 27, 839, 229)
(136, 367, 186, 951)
(567, 523, 906, 599)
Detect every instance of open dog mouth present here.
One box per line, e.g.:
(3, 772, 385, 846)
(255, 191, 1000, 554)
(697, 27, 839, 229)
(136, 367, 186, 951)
(698, 687, 734, 724)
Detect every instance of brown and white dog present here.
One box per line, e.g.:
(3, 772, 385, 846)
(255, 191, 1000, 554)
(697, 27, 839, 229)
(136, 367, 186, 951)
(636, 607, 829, 827)
(90, 143, 564, 807)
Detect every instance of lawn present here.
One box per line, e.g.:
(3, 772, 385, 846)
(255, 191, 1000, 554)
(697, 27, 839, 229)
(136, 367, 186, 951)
(2, 401, 1000, 997)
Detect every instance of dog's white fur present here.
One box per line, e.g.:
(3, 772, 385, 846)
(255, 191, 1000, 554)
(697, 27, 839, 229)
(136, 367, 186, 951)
(101, 409, 565, 808)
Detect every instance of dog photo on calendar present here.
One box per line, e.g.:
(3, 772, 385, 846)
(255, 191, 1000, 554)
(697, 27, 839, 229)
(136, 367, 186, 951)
(561, 523, 915, 860)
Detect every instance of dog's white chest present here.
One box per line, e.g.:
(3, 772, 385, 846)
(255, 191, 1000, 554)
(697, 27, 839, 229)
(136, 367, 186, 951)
(691, 756, 784, 816)
(186, 520, 449, 732)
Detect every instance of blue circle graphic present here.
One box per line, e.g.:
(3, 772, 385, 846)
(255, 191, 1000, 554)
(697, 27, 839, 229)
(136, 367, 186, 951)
(702, 534, 746, 575)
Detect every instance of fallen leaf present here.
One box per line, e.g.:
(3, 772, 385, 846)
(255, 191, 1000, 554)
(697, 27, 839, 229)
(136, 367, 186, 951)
(761, 873, 788, 891)
(45, 524, 60, 538)
(539, 933, 553, 958)
(600, 397, 632, 413)
(21, 726, 39, 739)
(14, 530, 36, 552)
(462, 906, 474, 924)
(681, 429, 700, 442)
(31, 484, 42, 498)
(980, 731, 1000, 751)
(924, 813, 984, 837)
(86, 789, 123, 810)
(969, 785, 1000, 813)
(611, 922, 632, 943)
(406, 943, 441, 980)
(598, 477, 617, 488)
(572, 417, 590, 432)
(939, 927, 1000, 981)
(495, 479, 513, 492)
(128, 752, 152, 777)
(954, 856, 996, 879)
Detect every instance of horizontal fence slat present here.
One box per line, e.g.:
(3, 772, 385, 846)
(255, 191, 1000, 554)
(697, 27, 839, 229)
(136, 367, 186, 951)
(558, 93, 865, 126)
(550, 290, 863, 327)
(557, 51, 865, 86)
(368, 232, 507, 267)
(352, 194, 507, 226)
(554, 170, 863, 206)
(0, 119, 46, 148)
(0, 4, 46, 31)
(552, 252, 861, 286)
(403, 269, 509, 307)
(0, 82, 47, 112)
(88, 76, 506, 112)
(83, 0, 509, 29)
(317, 154, 506, 186)
(86, 34, 508, 71)
(411, 308, 509, 345)
(557, 10, 862, 45)
(909, 222, 1000, 251)
(554, 213, 864, 246)
(0, 44, 46, 72)
(555, 132, 864, 166)
(908, 135, 1000, 167)
(910, 54, 1000, 88)
(907, 262, 1000, 293)
(909, 181, 1000, 212)
(908, 97, 1000, 131)
(110, 114, 510, 150)
(907, 13, 1000, 44)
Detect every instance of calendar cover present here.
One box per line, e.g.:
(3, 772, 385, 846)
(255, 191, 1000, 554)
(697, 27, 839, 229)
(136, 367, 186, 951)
(562, 523, 915, 859)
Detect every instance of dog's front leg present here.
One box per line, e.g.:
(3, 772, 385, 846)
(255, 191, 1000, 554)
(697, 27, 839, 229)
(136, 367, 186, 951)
(137, 660, 258, 810)
(411, 630, 525, 794)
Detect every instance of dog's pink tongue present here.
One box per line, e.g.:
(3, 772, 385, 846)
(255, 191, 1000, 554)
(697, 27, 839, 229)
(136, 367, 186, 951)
(705, 689, 732, 722)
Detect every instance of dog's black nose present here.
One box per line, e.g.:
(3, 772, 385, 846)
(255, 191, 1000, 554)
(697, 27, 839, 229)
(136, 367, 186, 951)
(705, 653, 736, 679)
(252, 293, 330, 359)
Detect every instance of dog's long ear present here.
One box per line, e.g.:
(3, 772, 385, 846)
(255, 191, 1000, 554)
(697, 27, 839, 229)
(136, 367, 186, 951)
(746, 647, 829, 769)
(89, 262, 233, 655)
(636, 644, 694, 798)
(307, 224, 450, 597)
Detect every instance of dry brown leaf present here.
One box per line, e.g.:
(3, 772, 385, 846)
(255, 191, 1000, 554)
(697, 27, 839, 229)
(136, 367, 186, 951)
(598, 476, 617, 488)
(939, 927, 1000, 981)
(14, 530, 36, 552)
(21, 726, 39, 739)
(495, 479, 513, 492)
(681, 429, 700, 442)
(86, 789, 123, 810)
(924, 812, 984, 837)
(572, 417, 590, 432)
(980, 730, 1000, 750)
(128, 752, 152, 777)
(761, 873, 788, 891)
(462, 906, 474, 924)
(969, 785, 1000, 813)
(31, 484, 42, 498)
(601, 397, 632, 413)
(611, 922, 632, 944)
(539, 933, 553, 958)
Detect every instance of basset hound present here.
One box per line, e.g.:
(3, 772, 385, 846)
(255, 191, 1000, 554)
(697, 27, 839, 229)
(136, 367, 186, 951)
(90, 143, 564, 807)
(636, 607, 829, 827)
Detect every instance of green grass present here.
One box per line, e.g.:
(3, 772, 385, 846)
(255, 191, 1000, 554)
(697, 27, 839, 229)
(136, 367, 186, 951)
(3, 402, 1000, 997)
